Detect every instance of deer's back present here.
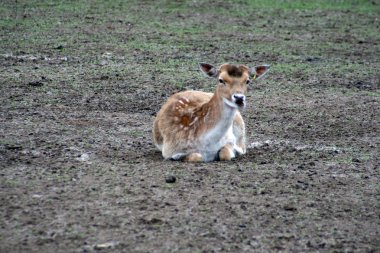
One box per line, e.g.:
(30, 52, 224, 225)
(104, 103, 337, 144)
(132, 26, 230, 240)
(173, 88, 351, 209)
(153, 91, 213, 150)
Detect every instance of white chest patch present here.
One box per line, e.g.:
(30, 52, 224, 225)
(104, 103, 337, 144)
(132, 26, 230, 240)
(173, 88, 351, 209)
(200, 125, 236, 161)
(197, 105, 238, 162)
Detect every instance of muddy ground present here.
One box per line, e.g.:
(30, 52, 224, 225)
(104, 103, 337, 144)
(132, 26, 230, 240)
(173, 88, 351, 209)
(1, 0, 379, 252)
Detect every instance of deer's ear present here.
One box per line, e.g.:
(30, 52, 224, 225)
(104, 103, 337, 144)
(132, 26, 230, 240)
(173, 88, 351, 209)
(199, 63, 219, 78)
(249, 64, 270, 80)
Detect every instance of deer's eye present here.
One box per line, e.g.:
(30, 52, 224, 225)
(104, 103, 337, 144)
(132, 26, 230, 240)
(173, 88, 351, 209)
(219, 79, 225, 84)
(246, 79, 251, 85)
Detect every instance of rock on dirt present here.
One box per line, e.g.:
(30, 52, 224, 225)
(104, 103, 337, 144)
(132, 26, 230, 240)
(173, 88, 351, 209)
(28, 80, 44, 87)
(165, 175, 176, 183)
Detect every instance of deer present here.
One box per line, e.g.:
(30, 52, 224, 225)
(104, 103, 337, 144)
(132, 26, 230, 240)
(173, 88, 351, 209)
(153, 62, 270, 162)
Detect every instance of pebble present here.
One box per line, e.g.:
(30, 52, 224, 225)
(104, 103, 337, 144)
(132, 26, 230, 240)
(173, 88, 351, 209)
(165, 175, 176, 183)
(54, 45, 64, 50)
(76, 153, 90, 162)
(283, 204, 297, 211)
(94, 241, 117, 250)
(28, 81, 43, 87)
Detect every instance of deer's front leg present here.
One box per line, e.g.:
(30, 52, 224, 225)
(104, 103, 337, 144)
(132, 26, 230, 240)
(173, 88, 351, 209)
(185, 153, 204, 162)
(219, 144, 235, 161)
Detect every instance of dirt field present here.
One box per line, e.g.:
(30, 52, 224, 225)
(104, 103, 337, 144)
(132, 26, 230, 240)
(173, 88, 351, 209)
(1, 0, 379, 252)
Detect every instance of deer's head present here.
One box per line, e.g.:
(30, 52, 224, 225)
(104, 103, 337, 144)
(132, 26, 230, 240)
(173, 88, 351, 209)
(200, 63, 270, 109)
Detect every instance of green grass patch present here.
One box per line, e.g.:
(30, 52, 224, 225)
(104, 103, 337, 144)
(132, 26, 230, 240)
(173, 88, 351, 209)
(247, 0, 380, 12)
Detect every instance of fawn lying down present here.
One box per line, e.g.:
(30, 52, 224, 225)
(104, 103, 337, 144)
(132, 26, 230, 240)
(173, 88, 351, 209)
(153, 63, 270, 162)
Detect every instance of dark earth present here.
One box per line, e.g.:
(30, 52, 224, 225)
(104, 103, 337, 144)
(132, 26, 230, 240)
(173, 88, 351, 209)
(1, 0, 379, 252)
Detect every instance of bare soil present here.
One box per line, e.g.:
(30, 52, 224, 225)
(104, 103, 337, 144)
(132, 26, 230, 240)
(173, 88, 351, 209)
(1, 1, 379, 252)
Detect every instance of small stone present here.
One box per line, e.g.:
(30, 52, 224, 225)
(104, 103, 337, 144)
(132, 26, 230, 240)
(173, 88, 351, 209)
(31, 150, 41, 158)
(5, 145, 22, 150)
(306, 56, 321, 62)
(94, 241, 117, 250)
(165, 175, 176, 183)
(28, 81, 43, 87)
(283, 204, 297, 211)
(76, 153, 90, 162)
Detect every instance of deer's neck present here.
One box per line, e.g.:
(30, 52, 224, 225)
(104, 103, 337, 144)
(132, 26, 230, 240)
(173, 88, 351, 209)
(199, 89, 237, 143)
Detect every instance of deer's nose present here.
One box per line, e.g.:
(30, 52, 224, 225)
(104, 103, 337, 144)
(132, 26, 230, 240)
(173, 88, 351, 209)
(233, 94, 245, 107)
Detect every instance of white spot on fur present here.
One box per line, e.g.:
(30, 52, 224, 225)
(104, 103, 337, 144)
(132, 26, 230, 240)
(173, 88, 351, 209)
(189, 117, 198, 126)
